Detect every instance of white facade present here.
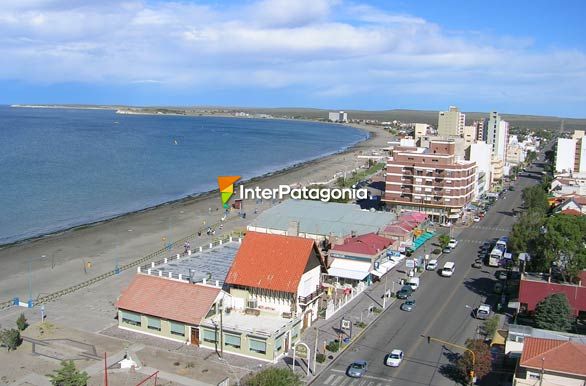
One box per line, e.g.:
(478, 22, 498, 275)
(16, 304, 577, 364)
(486, 112, 509, 162)
(328, 111, 348, 123)
(556, 138, 577, 173)
(469, 141, 492, 197)
(463, 125, 477, 146)
(437, 106, 465, 137)
(414, 123, 430, 139)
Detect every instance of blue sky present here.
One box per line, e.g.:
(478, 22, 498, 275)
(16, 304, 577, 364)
(1, 0, 585, 117)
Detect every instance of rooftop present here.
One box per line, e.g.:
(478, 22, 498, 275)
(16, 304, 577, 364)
(116, 275, 221, 326)
(148, 241, 240, 285)
(226, 232, 321, 293)
(248, 199, 396, 238)
(508, 324, 586, 345)
(202, 310, 295, 338)
(332, 232, 393, 256)
(520, 337, 586, 377)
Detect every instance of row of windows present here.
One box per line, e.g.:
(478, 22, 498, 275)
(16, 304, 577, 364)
(201, 330, 268, 354)
(120, 312, 185, 337)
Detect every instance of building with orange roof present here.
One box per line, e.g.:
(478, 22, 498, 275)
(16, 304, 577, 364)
(197, 231, 326, 362)
(116, 274, 225, 345)
(514, 337, 586, 385)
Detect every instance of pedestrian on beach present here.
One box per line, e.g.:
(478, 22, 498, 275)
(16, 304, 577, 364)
(198, 231, 201, 237)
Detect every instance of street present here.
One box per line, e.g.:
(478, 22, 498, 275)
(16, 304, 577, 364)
(312, 160, 545, 386)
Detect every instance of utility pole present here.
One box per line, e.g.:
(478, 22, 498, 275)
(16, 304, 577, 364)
(312, 326, 319, 375)
(220, 299, 224, 358)
(383, 274, 388, 308)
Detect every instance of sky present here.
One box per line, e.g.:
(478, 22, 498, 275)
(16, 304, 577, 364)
(1, 0, 585, 117)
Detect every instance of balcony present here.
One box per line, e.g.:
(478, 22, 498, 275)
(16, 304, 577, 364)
(298, 287, 325, 306)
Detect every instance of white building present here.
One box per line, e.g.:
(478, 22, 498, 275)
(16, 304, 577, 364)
(468, 141, 492, 197)
(486, 112, 509, 162)
(437, 106, 465, 137)
(328, 111, 348, 123)
(414, 123, 431, 139)
(556, 131, 586, 174)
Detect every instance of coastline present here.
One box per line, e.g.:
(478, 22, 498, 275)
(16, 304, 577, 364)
(0, 124, 370, 248)
(0, 122, 390, 306)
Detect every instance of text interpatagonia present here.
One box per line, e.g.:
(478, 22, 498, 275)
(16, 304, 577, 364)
(239, 184, 368, 202)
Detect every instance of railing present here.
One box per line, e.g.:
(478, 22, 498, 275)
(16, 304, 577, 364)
(298, 287, 325, 305)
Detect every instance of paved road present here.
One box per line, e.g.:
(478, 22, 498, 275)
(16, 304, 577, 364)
(312, 161, 545, 386)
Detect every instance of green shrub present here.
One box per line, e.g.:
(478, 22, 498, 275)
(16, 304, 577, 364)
(0, 328, 22, 351)
(326, 340, 340, 352)
(432, 248, 441, 255)
(16, 313, 28, 331)
(316, 353, 326, 363)
(372, 307, 382, 314)
(355, 321, 367, 328)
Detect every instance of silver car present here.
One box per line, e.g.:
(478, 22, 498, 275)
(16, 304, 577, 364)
(401, 300, 416, 312)
(347, 360, 368, 378)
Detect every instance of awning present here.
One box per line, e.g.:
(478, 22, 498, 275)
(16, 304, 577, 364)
(327, 258, 371, 281)
(491, 329, 507, 347)
(327, 267, 370, 280)
(370, 270, 383, 278)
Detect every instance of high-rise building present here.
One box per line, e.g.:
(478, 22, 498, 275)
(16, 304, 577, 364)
(556, 130, 586, 174)
(328, 111, 348, 123)
(474, 119, 486, 141)
(468, 141, 492, 197)
(485, 112, 509, 162)
(437, 106, 465, 137)
(414, 123, 431, 139)
(463, 125, 477, 147)
(383, 140, 477, 221)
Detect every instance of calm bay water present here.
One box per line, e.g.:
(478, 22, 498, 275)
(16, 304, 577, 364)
(0, 106, 367, 245)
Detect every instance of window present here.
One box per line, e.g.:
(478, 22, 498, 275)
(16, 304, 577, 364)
(170, 322, 185, 337)
(224, 333, 241, 349)
(202, 329, 217, 343)
(147, 317, 161, 331)
(121, 311, 141, 327)
(528, 372, 540, 380)
(275, 334, 285, 351)
(249, 338, 267, 354)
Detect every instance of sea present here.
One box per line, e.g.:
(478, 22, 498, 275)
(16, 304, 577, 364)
(0, 106, 367, 245)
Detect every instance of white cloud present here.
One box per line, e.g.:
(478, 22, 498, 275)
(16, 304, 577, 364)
(0, 0, 584, 112)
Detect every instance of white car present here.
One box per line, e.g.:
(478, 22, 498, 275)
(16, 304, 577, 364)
(385, 349, 404, 367)
(426, 259, 438, 270)
(473, 216, 481, 222)
(448, 239, 459, 249)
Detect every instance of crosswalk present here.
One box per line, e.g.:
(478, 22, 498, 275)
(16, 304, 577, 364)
(467, 225, 510, 232)
(319, 370, 393, 386)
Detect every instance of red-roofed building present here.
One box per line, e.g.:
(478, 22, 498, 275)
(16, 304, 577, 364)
(116, 274, 223, 344)
(514, 337, 586, 385)
(519, 272, 586, 317)
(225, 232, 325, 328)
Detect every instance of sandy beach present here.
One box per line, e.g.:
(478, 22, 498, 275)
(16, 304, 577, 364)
(0, 123, 392, 306)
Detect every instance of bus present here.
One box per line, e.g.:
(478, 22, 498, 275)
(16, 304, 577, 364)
(489, 237, 508, 267)
(488, 248, 504, 267)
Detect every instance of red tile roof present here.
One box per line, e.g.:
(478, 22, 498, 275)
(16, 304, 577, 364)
(520, 337, 586, 377)
(116, 275, 220, 325)
(225, 232, 320, 293)
(560, 208, 583, 216)
(382, 224, 410, 235)
(519, 277, 586, 316)
(332, 233, 394, 256)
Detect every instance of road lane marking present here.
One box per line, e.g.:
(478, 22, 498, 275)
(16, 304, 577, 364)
(331, 369, 391, 383)
(323, 374, 336, 384)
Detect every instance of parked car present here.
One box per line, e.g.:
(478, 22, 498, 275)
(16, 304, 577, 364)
(472, 259, 482, 268)
(442, 246, 452, 254)
(385, 350, 404, 367)
(426, 259, 438, 271)
(448, 239, 459, 249)
(475, 304, 491, 320)
(401, 300, 416, 312)
(396, 285, 413, 299)
(473, 216, 481, 222)
(347, 360, 368, 378)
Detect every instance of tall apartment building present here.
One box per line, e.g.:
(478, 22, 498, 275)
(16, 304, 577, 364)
(383, 140, 477, 221)
(474, 119, 486, 141)
(414, 123, 431, 139)
(556, 130, 586, 174)
(486, 112, 509, 162)
(468, 141, 492, 197)
(328, 111, 348, 123)
(463, 125, 477, 147)
(437, 106, 465, 137)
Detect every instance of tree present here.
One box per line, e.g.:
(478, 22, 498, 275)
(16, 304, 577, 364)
(534, 293, 574, 332)
(0, 328, 22, 351)
(482, 315, 500, 339)
(244, 367, 303, 386)
(438, 234, 451, 249)
(521, 185, 549, 214)
(456, 339, 492, 382)
(16, 313, 28, 331)
(537, 215, 586, 281)
(47, 360, 90, 386)
(508, 210, 547, 264)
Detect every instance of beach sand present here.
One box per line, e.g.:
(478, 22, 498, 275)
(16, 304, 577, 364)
(0, 124, 392, 304)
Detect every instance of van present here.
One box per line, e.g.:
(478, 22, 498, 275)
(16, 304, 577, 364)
(406, 277, 420, 291)
(475, 304, 491, 320)
(441, 262, 455, 277)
